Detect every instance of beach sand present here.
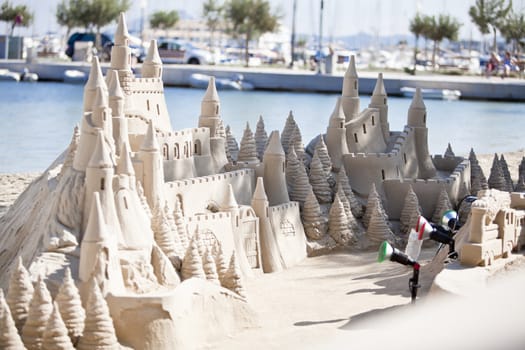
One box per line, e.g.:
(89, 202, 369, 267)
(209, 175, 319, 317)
(0, 151, 523, 349)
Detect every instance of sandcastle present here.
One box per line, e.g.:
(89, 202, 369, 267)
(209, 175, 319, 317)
(1, 12, 524, 350)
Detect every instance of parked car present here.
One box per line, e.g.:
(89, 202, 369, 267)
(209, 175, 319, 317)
(66, 32, 144, 62)
(157, 39, 214, 65)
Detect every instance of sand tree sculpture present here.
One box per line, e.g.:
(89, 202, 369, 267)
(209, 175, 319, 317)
(164, 202, 185, 259)
(215, 118, 226, 139)
(519, 157, 525, 180)
(499, 155, 514, 192)
(289, 151, 313, 206)
(55, 268, 85, 345)
(6, 256, 34, 333)
(289, 126, 305, 165)
(22, 276, 54, 350)
(225, 125, 239, 162)
(399, 185, 422, 236)
(314, 135, 332, 174)
(136, 181, 152, 219)
(173, 197, 189, 251)
(181, 235, 206, 280)
(328, 193, 353, 245)
(515, 174, 525, 192)
(0, 289, 26, 350)
(469, 148, 488, 195)
(366, 205, 397, 248)
(488, 153, 508, 191)
(302, 189, 327, 240)
(41, 303, 75, 350)
(337, 184, 364, 239)
(254, 115, 268, 160)
(444, 143, 455, 157)
(151, 243, 181, 287)
(309, 150, 333, 204)
(203, 248, 220, 285)
(432, 187, 453, 224)
(151, 200, 178, 264)
(285, 146, 301, 191)
(213, 243, 230, 287)
(281, 110, 297, 154)
(336, 167, 363, 218)
(76, 279, 119, 350)
(223, 252, 247, 300)
(362, 183, 389, 229)
(237, 122, 259, 163)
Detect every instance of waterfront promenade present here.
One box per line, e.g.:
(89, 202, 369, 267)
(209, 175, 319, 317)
(0, 59, 524, 101)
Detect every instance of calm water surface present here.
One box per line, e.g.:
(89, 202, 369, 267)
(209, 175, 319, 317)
(0, 81, 524, 173)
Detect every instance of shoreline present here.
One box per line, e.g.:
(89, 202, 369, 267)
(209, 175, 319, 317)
(0, 60, 524, 101)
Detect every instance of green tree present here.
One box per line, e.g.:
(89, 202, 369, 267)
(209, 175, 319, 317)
(426, 14, 461, 69)
(499, 9, 525, 54)
(469, 0, 512, 51)
(0, 1, 33, 35)
(409, 13, 427, 74)
(203, 0, 223, 48)
(149, 10, 179, 32)
(224, 0, 280, 67)
(56, 0, 87, 39)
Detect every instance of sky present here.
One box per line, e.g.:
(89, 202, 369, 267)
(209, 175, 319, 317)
(4, 0, 525, 41)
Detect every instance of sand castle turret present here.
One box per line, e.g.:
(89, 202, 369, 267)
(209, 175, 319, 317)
(406, 88, 436, 179)
(107, 70, 128, 156)
(142, 39, 162, 78)
(251, 177, 283, 273)
(326, 97, 349, 171)
(82, 56, 106, 113)
(79, 192, 124, 293)
(199, 77, 221, 136)
(341, 55, 359, 122)
(110, 13, 132, 80)
(368, 73, 389, 141)
(138, 120, 164, 208)
(263, 130, 289, 206)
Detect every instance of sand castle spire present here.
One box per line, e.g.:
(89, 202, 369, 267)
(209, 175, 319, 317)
(83, 56, 106, 112)
(141, 119, 160, 152)
(110, 12, 132, 74)
(199, 77, 221, 136)
(114, 12, 129, 46)
(263, 130, 290, 206)
(221, 184, 239, 211)
(142, 39, 163, 78)
(326, 97, 349, 171)
(117, 142, 135, 176)
(88, 130, 113, 169)
(341, 55, 360, 121)
(407, 88, 426, 126)
(369, 72, 390, 141)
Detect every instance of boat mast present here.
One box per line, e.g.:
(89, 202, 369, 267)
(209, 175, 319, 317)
(317, 0, 324, 74)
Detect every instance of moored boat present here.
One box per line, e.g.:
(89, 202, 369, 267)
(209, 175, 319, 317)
(400, 86, 461, 100)
(189, 73, 254, 91)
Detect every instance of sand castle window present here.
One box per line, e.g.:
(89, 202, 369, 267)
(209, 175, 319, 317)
(216, 105, 219, 114)
(372, 116, 375, 125)
(363, 124, 367, 134)
(184, 144, 188, 157)
(381, 169, 385, 180)
(354, 133, 358, 143)
(100, 178, 105, 190)
(123, 197, 128, 209)
(404, 153, 407, 164)
(236, 216, 239, 227)
(163, 144, 169, 159)
(146, 100, 150, 111)
(156, 104, 160, 115)
(340, 122, 344, 128)
(423, 113, 426, 124)
(354, 81, 357, 89)
(194, 140, 202, 155)
(282, 161, 285, 172)
(384, 97, 386, 104)
(174, 144, 180, 159)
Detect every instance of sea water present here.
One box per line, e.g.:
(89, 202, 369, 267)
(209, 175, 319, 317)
(0, 81, 523, 173)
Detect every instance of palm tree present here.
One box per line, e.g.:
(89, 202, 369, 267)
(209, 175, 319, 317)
(499, 9, 525, 55)
(203, 0, 223, 48)
(469, 0, 512, 52)
(426, 14, 461, 69)
(409, 13, 427, 74)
